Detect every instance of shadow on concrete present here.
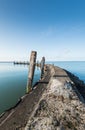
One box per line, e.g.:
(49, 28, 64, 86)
(33, 81, 49, 88)
(53, 75, 68, 78)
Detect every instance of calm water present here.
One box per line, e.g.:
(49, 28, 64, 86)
(0, 63, 40, 114)
(0, 61, 85, 114)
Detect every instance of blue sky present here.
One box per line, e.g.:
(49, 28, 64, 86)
(0, 0, 85, 61)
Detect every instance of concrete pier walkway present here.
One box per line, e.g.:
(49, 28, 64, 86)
(25, 65, 85, 130)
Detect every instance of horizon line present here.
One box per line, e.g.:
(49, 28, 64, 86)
(0, 60, 85, 63)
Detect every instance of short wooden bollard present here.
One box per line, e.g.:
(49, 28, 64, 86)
(27, 51, 37, 93)
(41, 57, 45, 79)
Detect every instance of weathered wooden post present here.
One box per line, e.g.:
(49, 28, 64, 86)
(41, 57, 45, 79)
(27, 51, 37, 93)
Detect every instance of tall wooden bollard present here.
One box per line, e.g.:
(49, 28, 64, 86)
(27, 51, 37, 93)
(41, 57, 45, 79)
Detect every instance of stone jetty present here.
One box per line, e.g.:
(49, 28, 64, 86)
(25, 65, 85, 130)
(0, 65, 85, 130)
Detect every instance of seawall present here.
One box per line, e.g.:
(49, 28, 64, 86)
(0, 65, 85, 130)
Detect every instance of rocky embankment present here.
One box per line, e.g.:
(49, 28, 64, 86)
(0, 65, 85, 130)
(25, 65, 85, 130)
(66, 70, 85, 100)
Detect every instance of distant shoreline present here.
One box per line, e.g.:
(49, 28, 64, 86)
(0, 61, 13, 63)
